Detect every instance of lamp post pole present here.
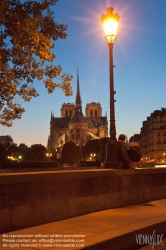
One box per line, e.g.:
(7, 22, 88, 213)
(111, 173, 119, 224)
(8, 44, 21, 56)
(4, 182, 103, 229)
(101, 7, 123, 169)
(109, 42, 116, 142)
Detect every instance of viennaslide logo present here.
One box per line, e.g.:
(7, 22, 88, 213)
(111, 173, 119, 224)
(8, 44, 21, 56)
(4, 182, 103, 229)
(135, 230, 164, 249)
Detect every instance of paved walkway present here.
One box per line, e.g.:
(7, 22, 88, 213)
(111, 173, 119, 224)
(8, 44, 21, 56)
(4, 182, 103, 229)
(1, 199, 166, 250)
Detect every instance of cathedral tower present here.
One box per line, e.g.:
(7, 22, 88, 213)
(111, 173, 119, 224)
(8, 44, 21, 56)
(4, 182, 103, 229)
(47, 68, 108, 154)
(75, 68, 83, 114)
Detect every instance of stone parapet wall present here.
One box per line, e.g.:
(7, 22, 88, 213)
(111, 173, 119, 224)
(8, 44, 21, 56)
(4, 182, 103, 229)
(1, 168, 166, 233)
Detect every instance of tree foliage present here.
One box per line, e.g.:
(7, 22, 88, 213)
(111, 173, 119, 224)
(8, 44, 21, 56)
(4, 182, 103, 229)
(82, 138, 109, 160)
(0, 143, 7, 161)
(0, 135, 14, 148)
(0, 136, 53, 165)
(29, 144, 46, 161)
(0, 0, 73, 126)
(61, 141, 82, 165)
(8, 143, 18, 154)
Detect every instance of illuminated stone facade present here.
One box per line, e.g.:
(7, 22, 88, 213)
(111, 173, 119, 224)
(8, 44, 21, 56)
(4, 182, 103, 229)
(140, 108, 166, 163)
(48, 71, 108, 156)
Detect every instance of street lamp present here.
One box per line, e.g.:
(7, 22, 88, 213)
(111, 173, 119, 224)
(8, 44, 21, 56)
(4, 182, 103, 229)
(101, 7, 123, 168)
(90, 153, 96, 161)
(46, 153, 52, 161)
(18, 155, 22, 162)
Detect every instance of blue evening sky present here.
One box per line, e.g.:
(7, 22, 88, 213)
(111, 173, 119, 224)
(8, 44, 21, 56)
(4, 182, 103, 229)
(1, 0, 166, 147)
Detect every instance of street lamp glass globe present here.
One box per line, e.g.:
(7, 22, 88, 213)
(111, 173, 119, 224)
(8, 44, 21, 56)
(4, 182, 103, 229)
(103, 18, 118, 43)
(101, 7, 120, 43)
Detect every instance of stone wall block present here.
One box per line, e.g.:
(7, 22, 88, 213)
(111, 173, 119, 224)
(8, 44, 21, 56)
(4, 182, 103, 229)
(144, 188, 151, 201)
(41, 179, 77, 201)
(122, 176, 133, 191)
(69, 194, 106, 217)
(122, 175, 150, 191)
(69, 179, 80, 198)
(105, 176, 115, 193)
(9, 182, 43, 206)
(36, 179, 79, 202)
(30, 199, 70, 226)
(0, 185, 11, 209)
(114, 176, 124, 192)
(158, 174, 166, 186)
(143, 175, 153, 188)
(131, 175, 147, 189)
(41, 180, 65, 201)
(8, 205, 31, 232)
(159, 186, 166, 198)
(105, 191, 126, 209)
(150, 186, 166, 200)
(125, 188, 146, 206)
(106, 176, 123, 193)
(0, 208, 12, 233)
(153, 174, 163, 187)
(69, 197, 87, 217)
(93, 177, 107, 195)
(84, 194, 106, 213)
(80, 178, 95, 196)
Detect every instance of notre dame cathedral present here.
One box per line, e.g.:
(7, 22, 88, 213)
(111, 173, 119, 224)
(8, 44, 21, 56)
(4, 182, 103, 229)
(48, 70, 108, 157)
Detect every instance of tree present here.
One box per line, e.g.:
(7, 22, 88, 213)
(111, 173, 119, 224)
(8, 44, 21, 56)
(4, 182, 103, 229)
(0, 0, 73, 126)
(1, 135, 14, 149)
(96, 149, 106, 162)
(0, 143, 7, 162)
(8, 143, 18, 154)
(82, 139, 100, 160)
(82, 137, 109, 160)
(18, 143, 28, 152)
(61, 141, 82, 165)
(29, 144, 46, 161)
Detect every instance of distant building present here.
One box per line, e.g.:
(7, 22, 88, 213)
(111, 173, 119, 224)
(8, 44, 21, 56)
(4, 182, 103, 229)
(140, 108, 166, 162)
(47, 70, 108, 157)
(129, 134, 141, 143)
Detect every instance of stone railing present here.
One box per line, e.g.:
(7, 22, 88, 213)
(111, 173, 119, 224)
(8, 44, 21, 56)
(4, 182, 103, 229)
(1, 167, 166, 233)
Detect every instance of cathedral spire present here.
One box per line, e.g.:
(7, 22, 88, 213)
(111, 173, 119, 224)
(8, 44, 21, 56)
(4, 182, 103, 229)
(75, 66, 82, 113)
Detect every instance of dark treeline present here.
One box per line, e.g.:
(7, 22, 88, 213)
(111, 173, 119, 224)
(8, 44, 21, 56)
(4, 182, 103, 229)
(0, 135, 109, 167)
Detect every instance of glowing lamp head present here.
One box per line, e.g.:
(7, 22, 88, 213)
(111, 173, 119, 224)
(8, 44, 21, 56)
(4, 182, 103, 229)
(101, 7, 120, 43)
